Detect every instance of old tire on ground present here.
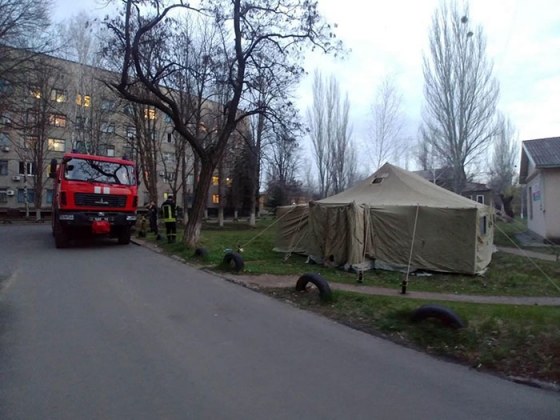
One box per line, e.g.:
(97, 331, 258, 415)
(224, 252, 244, 272)
(295, 273, 332, 301)
(194, 247, 208, 258)
(54, 224, 69, 249)
(118, 227, 131, 245)
(410, 304, 465, 329)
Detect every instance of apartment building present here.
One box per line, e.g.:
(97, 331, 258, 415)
(0, 51, 243, 217)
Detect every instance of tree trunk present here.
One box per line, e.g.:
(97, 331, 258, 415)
(249, 112, 264, 227)
(218, 162, 224, 227)
(500, 194, 515, 219)
(182, 162, 213, 248)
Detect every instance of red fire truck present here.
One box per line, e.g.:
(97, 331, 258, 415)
(49, 153, 138, 248)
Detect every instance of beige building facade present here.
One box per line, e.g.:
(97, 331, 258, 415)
(520, 137, 560, 242)
(0, 52, 240, 218)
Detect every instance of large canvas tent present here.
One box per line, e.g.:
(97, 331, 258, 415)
(274, 163, 494, 274)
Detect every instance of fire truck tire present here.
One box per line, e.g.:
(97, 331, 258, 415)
(410, 304, 466, 329)
(54, 225, 69, 249)
(118, 227, 131, 245)
(295, 273, 332, 301)
(223, 252, 244, 272)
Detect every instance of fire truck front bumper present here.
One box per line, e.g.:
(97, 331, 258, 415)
(57, 211, 137, 228)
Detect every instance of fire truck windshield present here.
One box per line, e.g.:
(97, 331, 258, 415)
(64, 158, 136, 186)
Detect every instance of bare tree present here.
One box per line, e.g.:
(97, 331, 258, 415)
(103, 0, 339, 247)
(421, 1, 499, 193)
(369, 75, 404, 171)
(266, 133, 302, 207)
(489, 113, 519, 218)
(329, 91, 356, 194)
(8, 55, 67, 220)
(0, 0, 53, 82)
(307, 71, 355, 197)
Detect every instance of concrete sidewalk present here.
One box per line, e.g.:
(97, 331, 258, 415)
(227, 274, 560, 307)
(498, 246, 559, 262)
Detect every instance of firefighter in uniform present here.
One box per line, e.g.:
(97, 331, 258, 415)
(161, 194, 177, 243)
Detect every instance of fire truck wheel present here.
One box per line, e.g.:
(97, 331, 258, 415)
(54, 225, 69, 249)
(295, 273, 332, 301)
(118, 227, 131, 245)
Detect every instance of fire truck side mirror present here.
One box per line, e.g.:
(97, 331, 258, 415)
(49, 158, 58, 178)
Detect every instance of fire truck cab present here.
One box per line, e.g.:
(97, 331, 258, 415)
(49, 153, 138, 248)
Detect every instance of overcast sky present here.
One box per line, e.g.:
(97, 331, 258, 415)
(54, 0, 560, 172)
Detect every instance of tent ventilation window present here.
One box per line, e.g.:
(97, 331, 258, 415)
(372, 173, 388, 184)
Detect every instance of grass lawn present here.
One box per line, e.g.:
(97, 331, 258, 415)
(264, 288, 560, 385)
(150, 219, 560, 297)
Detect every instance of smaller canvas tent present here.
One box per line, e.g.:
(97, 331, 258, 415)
(274, 163, 494, 274)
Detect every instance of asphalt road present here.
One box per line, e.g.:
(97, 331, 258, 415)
(0, 225, 558, 420)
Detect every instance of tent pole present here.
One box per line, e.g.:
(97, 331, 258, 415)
(403, 204, 420, 294)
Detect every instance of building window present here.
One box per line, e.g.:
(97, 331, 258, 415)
(187, 174, 194, 185)
(48, 138, 65, 152)
(164, 172, 176, 183)
(212, 194, 220, 204)
(144, 108, 157, 120)
(0, 132, 10, 147)
(476, 195, 484, 204)
(126, 126, 136, 139)
(22, 136, 37, 150)
(123, 103, 134, 116)
(480, 216, 487, 235)
(75, 116, 85, 129)
(74, 141, 87, 154)
(106, 146, 115, 157)
(76, 94, 91, 107)
(46, 189, 54, 204)
(123, 146, 136, 160)
(17, 189, 35, 203)
(0, 112, 13, 126)
(226, 177, 232, 187)
(162, 152, 175, 162)
(100, 122, 115, 133)
(164, 114, 173, 123)
(0, 188, 7, 203)
(0, 79, 12, 94)
(50, 89, 67, 103)
(166, 133, 174, 143)
(100, 99, 115, 110)
(30, 87, 41, 99)
(19, 162, 35, 176)
(48, 114, 66, 127)
(212, 176, 219, 186)
(0, 160, 8, 175)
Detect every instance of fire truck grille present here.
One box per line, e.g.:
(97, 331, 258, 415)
(74, 193, 127, 208)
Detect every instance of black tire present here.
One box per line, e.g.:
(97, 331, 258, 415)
(295, 273, 332, 302)
(54, 224, 69, 249)
(194, 247, 208, 258)
(410, 304, 466, 329)
(118, 227, 131, 245)
(223, 252, 244, 272)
